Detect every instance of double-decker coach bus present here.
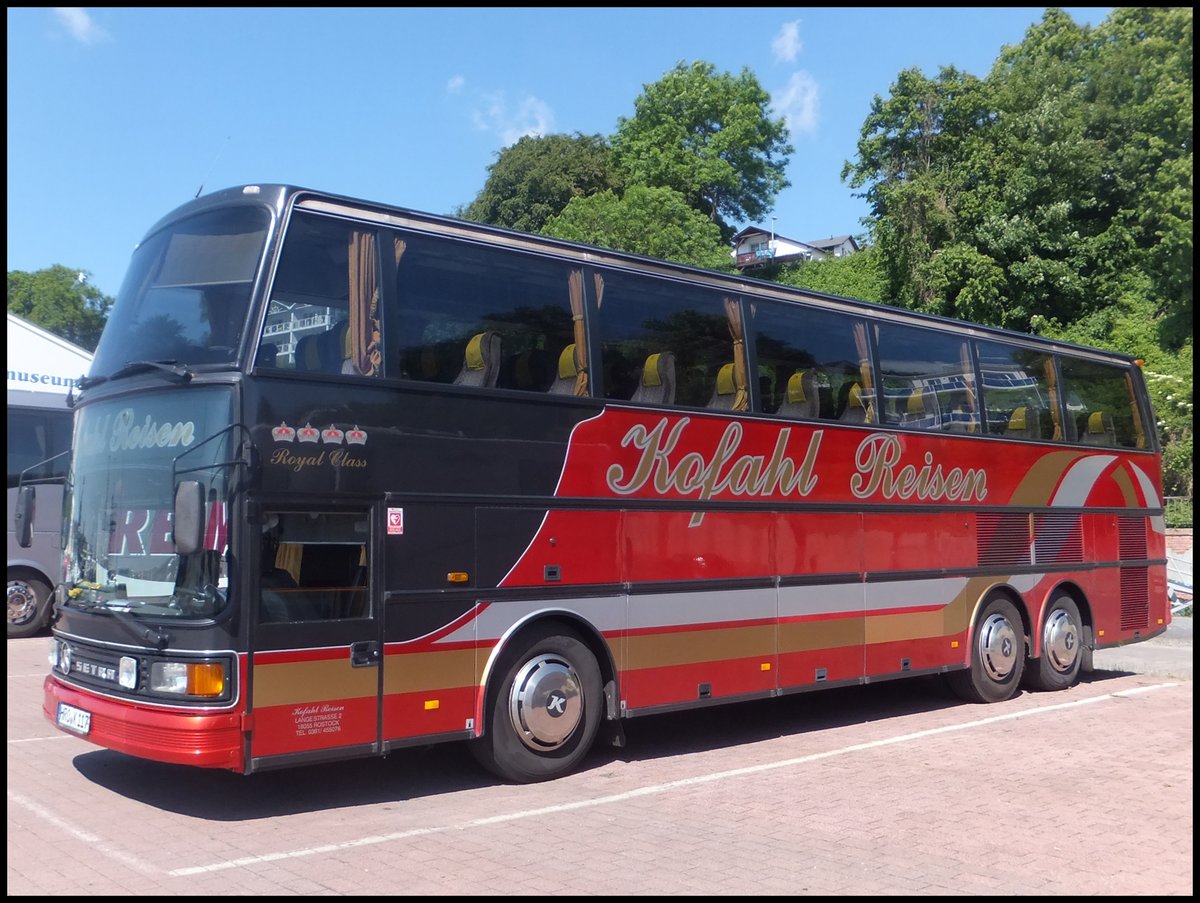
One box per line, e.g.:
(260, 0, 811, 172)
(36, 184, 1170, 783)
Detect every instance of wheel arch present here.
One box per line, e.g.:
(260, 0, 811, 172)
(964, 581, 1033, 652)
(474, 608, 618, 737)
(7, 562, 56, 587)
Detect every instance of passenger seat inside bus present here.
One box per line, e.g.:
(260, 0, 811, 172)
(631, 352, 676, 405)
(902, 387, 932, 425)
(706, 363, 738, 409)
(453, 332, 501, 388)
(295, 333, 324, 372)
(549, 344, 580, 394)
(1005, 406, 1042, 439)
(776, 369, 819, 419)
(1080, 410, 1116, 446)
(838, 382, 871, 423)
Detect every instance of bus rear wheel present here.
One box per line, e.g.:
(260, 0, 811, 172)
(948, 596, 1026, 704)
(470, 626, 602, 784)
(7, 573, 52, 639)
(1023, 595, 1084, 692)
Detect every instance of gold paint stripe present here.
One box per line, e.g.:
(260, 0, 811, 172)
(779, 618, 864, 654)
(252, 659, 377, 708)
(1111, 466, 1136, 507)
(625, 624, 774, 670)
(1008, 450, 1085, 507)
(382, 648, 478, 694)
(864, 608, 946, 644)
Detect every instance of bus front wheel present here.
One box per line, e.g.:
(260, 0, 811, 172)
(470, 626, 602, 784)
(7, 572, 52, 639)
(948, 596, 1026, 704)
(1023, 594, 1084, 692)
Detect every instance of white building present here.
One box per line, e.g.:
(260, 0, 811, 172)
(6, 313, 94, 405)
(731, 226, 861, 271)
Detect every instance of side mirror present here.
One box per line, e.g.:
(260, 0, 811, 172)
(173, 481, 206, 556)
(14, 485, 35, 548)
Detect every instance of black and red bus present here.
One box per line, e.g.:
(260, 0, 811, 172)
(36, 184, 1170, 783)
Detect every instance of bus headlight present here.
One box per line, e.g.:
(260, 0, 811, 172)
(48, 638, 62, 670)
(149, 661, 227, 697)
(118, 656, 138, 689)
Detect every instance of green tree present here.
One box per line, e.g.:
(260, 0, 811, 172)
(842, 8, 1192, 502)
(840, 65, 993, 316)
(459, 133, 622, 233)
(542, 185, 733, 271)
(8, 265, 111, 350)
(772, 246, 885, 303)
(612, 60, 793, 233)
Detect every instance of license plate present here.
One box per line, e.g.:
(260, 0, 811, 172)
(57, 702, 91, 736)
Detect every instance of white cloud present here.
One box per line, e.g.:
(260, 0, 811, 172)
(772, 20, 802, 64)
(446, 75, 465, 93)
(471, 91, 555, 146)
(773, 71, 820, 137)
(53, 7, 111, 45)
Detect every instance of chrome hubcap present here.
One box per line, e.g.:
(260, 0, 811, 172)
(978, 612, 1019, 682)
(7, 581, 37, 625)
(1043, 608, 1079, 674)
(507, 653, 583, 751)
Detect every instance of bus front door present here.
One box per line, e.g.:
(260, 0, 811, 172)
(247, 507, 381, 767)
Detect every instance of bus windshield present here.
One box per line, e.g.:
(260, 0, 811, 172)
(62, 388, 235, 620)
(89, 205, 271, 379)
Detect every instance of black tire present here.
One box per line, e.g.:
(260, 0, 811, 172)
(7, 573, 52, 639)
(1023, 594, 1084, 692)
(947, 595, 1026, 704)
(470, 625, 602, 784)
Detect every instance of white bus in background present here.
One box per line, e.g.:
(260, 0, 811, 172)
(7, 313, 93, 638)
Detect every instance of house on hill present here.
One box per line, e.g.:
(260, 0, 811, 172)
(731, 226, 860, 271)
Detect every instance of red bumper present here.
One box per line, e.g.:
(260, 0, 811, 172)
(43, 676, 245, 772)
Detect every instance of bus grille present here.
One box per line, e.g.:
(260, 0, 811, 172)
(977, 513, 1031, 567)
(1118, 515, 1147, 560)
(1034, 513, 1083, 564)
(1120, 566, 1150, 631)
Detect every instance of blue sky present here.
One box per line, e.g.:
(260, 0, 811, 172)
(7, 7, 1114, 299)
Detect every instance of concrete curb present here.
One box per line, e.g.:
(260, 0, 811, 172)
(1090, 615, 1192, 680)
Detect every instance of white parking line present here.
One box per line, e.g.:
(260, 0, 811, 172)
(168, 682, 1179, 877)
(7, 789, 160, 875)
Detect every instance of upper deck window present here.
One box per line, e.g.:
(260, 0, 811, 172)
(257, 213, 383, 378)
(874, 322, 978, 433)
(1058, 356, 1147, 449)
(391, 233, 579, 394)
(975, 340, 1059, 441)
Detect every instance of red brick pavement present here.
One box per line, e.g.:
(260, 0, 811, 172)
(7, 634, 1193, 896)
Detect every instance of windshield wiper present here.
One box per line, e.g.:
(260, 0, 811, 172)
(66, 588, 172, 649)
(63, 585, 172, 648)
(108, 359, 193, 383)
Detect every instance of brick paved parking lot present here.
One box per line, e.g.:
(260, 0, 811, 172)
(8, 631, 1192, 896)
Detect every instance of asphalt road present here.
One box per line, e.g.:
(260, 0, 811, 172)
(7, 620, 1192, 896)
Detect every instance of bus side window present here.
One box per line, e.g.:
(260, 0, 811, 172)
(259, 512, 370, 624)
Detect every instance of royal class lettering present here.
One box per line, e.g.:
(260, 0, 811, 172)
(850, 433, 987, 502)
(606, 418, 822, 524)
(269, 447, 368, 472)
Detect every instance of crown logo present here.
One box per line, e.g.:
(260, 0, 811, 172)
(296, 423, 320, 443)
(271, 422, 296, 443)
(346, 425, 367, 445)
(321, 425, 345, 445)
